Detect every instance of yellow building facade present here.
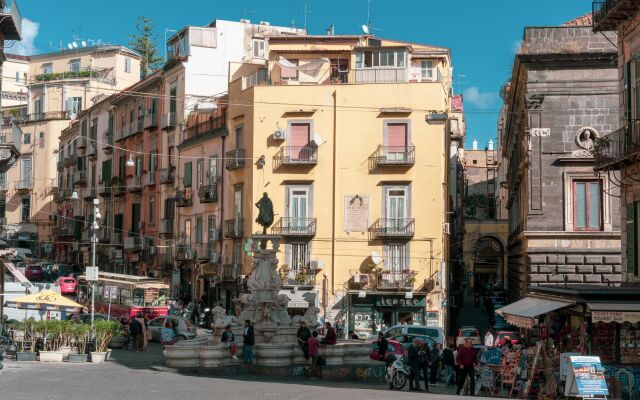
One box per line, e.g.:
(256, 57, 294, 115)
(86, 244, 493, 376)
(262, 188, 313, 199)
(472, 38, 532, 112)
(227, 35, 453, 335)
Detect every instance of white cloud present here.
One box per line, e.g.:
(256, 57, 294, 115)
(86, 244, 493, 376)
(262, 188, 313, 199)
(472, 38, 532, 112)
(463, 86, 498, 108)
(11, 19, 39, 56)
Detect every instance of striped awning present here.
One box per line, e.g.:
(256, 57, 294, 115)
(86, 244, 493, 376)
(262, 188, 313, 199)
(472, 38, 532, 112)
(496, 297, 573, 329)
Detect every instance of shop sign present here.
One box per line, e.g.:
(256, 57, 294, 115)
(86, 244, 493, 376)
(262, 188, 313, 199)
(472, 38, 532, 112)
(564, 356, 609, 397)
(376, 296, 425, 307)
(591, 311, 640, 324)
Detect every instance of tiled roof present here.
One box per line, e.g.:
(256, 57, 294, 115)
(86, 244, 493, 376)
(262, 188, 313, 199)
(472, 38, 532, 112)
(562, 13, 593, 26)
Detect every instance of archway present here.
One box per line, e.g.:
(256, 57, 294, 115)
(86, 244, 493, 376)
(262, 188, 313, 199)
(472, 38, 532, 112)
(471, 236, 505, 289)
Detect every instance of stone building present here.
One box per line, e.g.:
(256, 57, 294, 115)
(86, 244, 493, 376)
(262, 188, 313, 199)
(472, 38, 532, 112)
(501, 19, 622, 300)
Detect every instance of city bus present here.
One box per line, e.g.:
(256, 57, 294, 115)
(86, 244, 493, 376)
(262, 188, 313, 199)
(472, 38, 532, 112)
(77, 272, 169, 320)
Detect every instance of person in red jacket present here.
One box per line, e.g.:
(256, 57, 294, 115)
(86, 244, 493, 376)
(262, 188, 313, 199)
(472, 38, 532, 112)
(456, 338, 478, 395)
(320, 322, 337, 345)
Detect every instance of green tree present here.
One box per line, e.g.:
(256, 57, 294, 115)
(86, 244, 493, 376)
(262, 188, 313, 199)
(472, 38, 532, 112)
(128, 16, 162, 79)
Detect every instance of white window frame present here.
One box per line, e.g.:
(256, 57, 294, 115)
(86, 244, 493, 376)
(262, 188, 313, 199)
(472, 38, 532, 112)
(124, 57, 131, 73)
(563, 170, 611, 232)
(42, 63, 53, 74)
(420, 60, 434, 81)
(69, 58, 81, 72)
(253, 38, 266, 58)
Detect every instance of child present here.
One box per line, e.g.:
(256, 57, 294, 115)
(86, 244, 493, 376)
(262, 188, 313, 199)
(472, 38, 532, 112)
(221, 325, 238, 360)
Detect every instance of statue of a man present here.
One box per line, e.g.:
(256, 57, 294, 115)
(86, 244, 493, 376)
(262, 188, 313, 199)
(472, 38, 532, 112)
(255, 192, 274, 234)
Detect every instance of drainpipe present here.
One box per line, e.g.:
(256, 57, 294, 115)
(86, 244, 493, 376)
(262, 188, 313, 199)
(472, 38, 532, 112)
(219, 127, 226, 302)
(331, 90, 337, 300)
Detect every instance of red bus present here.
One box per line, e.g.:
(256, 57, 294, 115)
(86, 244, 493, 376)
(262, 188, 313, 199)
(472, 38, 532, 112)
(77, 272, 169, 320)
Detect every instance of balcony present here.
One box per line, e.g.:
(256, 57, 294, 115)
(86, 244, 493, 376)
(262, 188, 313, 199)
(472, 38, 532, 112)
(98, 182, 112, 197)
(143, 171, 157, 186)
(15, 179, 32, 192)
(225, 149, 245, 170)
(224, 218, 244, 238)
(222, 264, 242, 282)
(102, 131, 113, 154)
(74, 171, 87, 186)
(184, 113, 227, 141)
(198, 184, 218, 203)
(64, 155, 76, 167)
(57, 159, 64, 171)
(113, 232, 123, 246)
(175, 244, 197, 261)
(369, 145, 415, 169)
(271, 217, 317, 237)
(144, 113, 158, 130)
(159, 218, 174, 237)
(124, 236, 142, 252)
(376, 271, 415, 291)
(161, 112, 176, 130)
(127, 176, 142, 192)
(355, 68, 408, 84)
(87, 142, 97, 159)
(33, 67, 115, 85)
(273, 146, 318, 169)
(52, 224, 73, 237)
(77, 136, 87, 150)
(0, 0, 22, 41)
(593, 124, 640, 171)
(82, 187, 97, 201)
(15, 111, 70, 124)
(176, 188, 193, 207)
(593, 0, 637, 31)
(112, 178, 126, 197)
(281, 272, 316, 288)
(160, 168, 175, 184)
(133, 118, 144, 134)
(368, 218, 415, 240)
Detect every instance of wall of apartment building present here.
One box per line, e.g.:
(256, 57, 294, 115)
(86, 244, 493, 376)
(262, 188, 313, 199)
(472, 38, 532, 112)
(2, 55, 28, 110)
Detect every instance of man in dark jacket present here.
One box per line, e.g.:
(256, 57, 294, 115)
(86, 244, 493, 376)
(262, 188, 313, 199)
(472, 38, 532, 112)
(296, 321, 312, 360)
(456, 338, 478, 395)
(442, 344, 456, 386)
(377, 332, 388, 361)
(430, 342, 441, 384)
(408, 339, 424, 391)
(242, 320, 255, 367)
(128, 318, 142, 352)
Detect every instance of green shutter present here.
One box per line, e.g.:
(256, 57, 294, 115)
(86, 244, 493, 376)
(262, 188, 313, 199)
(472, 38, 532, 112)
(184, 162, 192, 187)
(627, 203, 637, 276)
(102, 160, 111, 183)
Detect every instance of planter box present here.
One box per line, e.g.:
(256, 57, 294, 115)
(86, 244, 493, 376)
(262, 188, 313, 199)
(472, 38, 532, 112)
(68, 353, 88, 363)
(39, 351, 64, 362)
(90, 351, 107, 363)
(60, 346, 72, 359)
(16, 352, 37, 361)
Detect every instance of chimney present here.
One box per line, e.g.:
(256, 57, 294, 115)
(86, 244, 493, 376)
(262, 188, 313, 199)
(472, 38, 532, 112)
(472, 139, 478, 150)
(488, 139, 494, 151)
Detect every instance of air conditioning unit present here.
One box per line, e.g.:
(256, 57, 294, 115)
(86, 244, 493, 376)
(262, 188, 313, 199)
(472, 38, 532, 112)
(209, 228, 219, 241)
(443, 222, 451, 234)
(309, 259, 325, 270)
(272, 129, 286, 140)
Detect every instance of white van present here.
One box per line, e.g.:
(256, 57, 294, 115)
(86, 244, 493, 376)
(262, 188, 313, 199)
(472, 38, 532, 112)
(383, 324, 446, 347)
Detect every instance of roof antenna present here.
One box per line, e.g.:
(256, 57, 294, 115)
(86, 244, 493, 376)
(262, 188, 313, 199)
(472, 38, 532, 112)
(303, 2, 312, 33)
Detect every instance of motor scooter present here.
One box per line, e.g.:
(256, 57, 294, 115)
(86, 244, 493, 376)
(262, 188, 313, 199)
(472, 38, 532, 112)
(386, 354, 411, 390)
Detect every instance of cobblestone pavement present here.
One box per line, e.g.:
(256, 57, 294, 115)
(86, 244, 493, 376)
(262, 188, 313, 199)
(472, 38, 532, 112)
(0, 342, 488, 400)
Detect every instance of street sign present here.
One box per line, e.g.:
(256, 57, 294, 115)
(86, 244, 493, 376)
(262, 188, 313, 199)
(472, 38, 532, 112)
(85, 267, 99, 282)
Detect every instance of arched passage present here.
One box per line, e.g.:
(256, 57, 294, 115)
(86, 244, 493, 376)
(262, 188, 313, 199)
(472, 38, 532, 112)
(471, 236, 505, 288)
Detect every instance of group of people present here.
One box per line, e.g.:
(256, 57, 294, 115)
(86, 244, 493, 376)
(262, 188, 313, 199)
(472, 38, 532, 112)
(296, 321, 338, 377)
(120, 313, 149, 352)
(219, 320, 256, 367)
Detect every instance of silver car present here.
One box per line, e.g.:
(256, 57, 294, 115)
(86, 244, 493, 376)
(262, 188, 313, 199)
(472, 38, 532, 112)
(147, 316, 197, 341)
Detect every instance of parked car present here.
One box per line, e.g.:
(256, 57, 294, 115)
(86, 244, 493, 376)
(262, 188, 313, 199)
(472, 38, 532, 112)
(389, 334, 437, 350)
(496, 331, 521, 347)
(370, 338, 406, 361)
(56, 276, 77, 295)
(147, 316, 197, 341)
(383, 325, 446, 347)
(455, 326, 481, 347)
(24, 264, 43, 281)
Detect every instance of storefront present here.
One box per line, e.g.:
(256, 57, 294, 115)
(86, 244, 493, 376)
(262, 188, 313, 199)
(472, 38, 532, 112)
(348, 291, 427, 336)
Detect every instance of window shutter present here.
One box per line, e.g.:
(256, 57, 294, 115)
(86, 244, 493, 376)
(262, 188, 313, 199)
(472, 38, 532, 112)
(102, 160, 112, 182)
(184, 162, 192, 187)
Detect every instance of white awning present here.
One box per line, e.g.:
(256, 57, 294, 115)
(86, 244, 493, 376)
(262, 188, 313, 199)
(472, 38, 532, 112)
(496, 297, 573, 329)
(588, 303, 640, 324)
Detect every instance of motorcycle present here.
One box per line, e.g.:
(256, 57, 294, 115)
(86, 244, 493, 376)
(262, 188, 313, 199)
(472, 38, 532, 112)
(386, 355, 411, 390)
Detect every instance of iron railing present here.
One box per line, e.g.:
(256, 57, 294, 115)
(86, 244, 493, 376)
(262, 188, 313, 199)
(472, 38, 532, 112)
(273, 146, 318, 168)
(593, 124, 639, 171)
(98, 182, 112, 197)
(369, 145, 415, 169)
(0, 0, 22, 40)
(224, 218, 244, 238)
(592, 0, 633, 31)
(14, 111, 70, 124)
(124, 236, 142, 252)
(176, 188, 193, 207)
(225, 149, 245, 170)
(74, 171, 87, 185)
(160, 168, 175, 184)
(355, 68, 408, 84)
(198, 184, 218, 203)
(281, 272, 316, 287)
(15, 179, 32, 191)
(143, 171, 157, 186)
(368, 218, 415, 239)
(222, 264, 242, 282)
(127, 176, 142, 192)
(271, 217, 317, 236)
(184, 112, 227, 140)
(376, 271, 414, 290)
(144, 113, 158, 130)
(175, 244, 197, 261)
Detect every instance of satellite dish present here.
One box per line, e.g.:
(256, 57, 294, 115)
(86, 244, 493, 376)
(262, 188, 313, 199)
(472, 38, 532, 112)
(312, 133, 324, 145)
(81, 41, 87, 47)
(362, 24, 370, 34)
(371, 251, 382, 265)
(72, 42, 78, 48)
(67, 43, 73, 50)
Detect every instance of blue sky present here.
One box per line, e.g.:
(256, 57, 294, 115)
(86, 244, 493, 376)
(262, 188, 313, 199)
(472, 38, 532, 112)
(15, 0, 590, 148)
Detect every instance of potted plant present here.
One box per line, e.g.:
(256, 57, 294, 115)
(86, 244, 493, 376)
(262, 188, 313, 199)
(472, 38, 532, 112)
(68, 323, 90, 363)
(16, 319, 37, 361)
(91, 320, 119, 363)
(38, 320, 65, 362)
(58, 321, 73, 359)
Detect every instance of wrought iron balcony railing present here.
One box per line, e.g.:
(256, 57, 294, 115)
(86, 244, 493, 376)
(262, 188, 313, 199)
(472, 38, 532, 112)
(127, 176, 142, 192)
(98, 182, 112, 197)
(0, 0, 22, 41)
(368, 218, 415, 239)
(144, 113, 158, 130)
(160, 168, 175, 184)
(271, 217, 317, 236)
(175, 244, 197, 261)
(281, 272, 316, 288)
(198, 184, 218, 203)
(369, 145, 415, 169)
(225, 149, 245, 170)
(376, 271, 415, 290)
(273, 146, 318, 168)
(224, 218, 244, 238)
(593, 124, 639, 171)
(355, 68, 408, 84)
(143, 171, 157, 186)
(184, 112, 227, 141)
(15, 179, 32, 191)
(176, 188, 193, 207)
(592, 0, 635, 32)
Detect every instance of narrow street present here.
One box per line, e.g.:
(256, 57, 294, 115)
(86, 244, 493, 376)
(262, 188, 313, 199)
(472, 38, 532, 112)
(455, 288, 490, 337)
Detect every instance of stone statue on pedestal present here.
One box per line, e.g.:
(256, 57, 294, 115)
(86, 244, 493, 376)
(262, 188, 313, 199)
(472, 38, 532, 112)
(255, 192, 274, 234)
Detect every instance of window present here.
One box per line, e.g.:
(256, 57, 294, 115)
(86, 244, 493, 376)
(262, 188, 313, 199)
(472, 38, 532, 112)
(21, 197, 30, 222)
(20, 157, 32, 184)
(234, 125, 244, 150)
(573, 180, 602, 230)
(384, 185, 410, 233)
(384, 243, 409, 276)
(42, 63, 53, 74)
(627, 202, 639, 277)
(67, 97, 82, 114)
(287, 185, 312, 232)
(196, 159, 204, 187)
(356, 50, 406, 69)
(169, 85, 177, 114)
(288, 242, 310, 273)
(184, 219, 191, 244)
(23, 133, 30, 144)
(33, 99, 41, 116)
(208, 215, 217, 240)
(39, 132, 45, 147)
(472, 160, 477, 165)
(69, 58, 80, 72)
(124, 57, 131, 73)
(149, 195, 155, 225)
(281, 59, 298, 80)
(208, 156, 218, 184)
(15, 71, 19, 82)
(0, 194, 6, 219)
(384, 122, 409, 161)
(420, 60, 434, 80)
(253, 39, 266, 58)
(183, 162, 192, 187)
(232, 240, 242, 264)
(133, 288, 144, 306)
(196, 217, 203, 244)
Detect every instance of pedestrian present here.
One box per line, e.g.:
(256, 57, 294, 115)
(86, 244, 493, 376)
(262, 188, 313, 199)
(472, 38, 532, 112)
(484, 328, 494, 350)
(456, 338, 478, 396)
(320, 322, 337, 345)
(221, 325, 239, 360)
(429, 342, 441, 384)
(160, 320, 176, 347)
(308, 331, 320, 378)
(129, 316, 142, 351)
(442, 344, 456, 386)
(377, 332, 388, 361)
(408, 338, 423, 391)
(134, 312, 148, 352)
(335, 319, 344, 339)
(296, 321, 311, 360)
(242, 319, 255, 367)
(417, 341, 430, 392)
